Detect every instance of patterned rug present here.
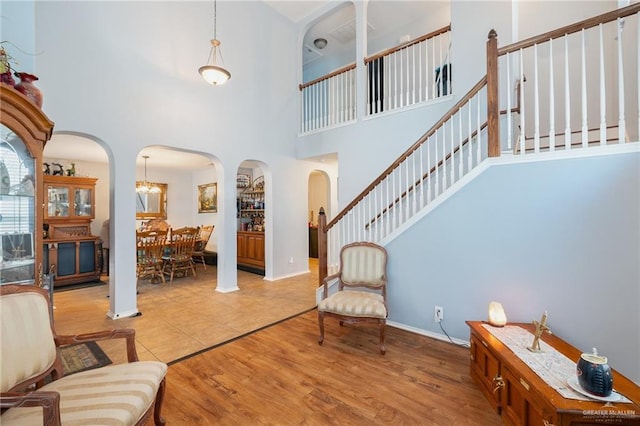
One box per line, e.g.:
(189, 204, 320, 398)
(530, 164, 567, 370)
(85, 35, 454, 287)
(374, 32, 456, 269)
(60, 341, 112, 375)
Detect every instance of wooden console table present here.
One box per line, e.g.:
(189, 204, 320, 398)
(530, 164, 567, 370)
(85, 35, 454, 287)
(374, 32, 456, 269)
(467, 321, 640, 426)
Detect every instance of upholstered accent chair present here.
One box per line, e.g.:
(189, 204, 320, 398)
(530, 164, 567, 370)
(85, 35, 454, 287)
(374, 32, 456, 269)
(192, 225, 214, 271)
(136, 229, 168, 284)
(0, 284, 167, 425)
(317, 241, 389, 354)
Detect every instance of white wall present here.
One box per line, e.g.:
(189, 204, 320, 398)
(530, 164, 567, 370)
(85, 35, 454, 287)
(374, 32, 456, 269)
(387, 149, 640, 382)
(11, 0, 322, 312)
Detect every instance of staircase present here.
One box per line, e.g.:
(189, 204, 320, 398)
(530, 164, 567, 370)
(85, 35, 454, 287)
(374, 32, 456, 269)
(314, 4, 640, 384)
(318, 3, 640, 282)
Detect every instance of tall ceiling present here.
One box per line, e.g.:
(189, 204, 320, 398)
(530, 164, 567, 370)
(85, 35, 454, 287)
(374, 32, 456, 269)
(46, 1, 430, 170)
(264, 1, 330, 23)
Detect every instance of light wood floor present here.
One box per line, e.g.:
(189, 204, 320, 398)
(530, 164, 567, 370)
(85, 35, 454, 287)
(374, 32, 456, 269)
(52, 260, 501, 425)
(53, 261, 319, 364)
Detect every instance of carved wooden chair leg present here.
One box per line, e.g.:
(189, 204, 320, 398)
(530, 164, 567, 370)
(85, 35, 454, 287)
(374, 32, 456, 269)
(154, 378, 167, 426)
(379, 320, 386, 355)
(318, 312, 325, 345)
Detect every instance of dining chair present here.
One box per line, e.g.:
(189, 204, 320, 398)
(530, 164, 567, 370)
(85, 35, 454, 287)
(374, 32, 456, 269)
(136, 229, 168, 285)
(0, 284, 167, 425)
(162, 227, 198, 284)
(192, 225, 215, 271)
(317, 241, 389, 354)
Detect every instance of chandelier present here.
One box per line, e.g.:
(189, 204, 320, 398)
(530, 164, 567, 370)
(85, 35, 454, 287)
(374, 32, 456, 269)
(199, 0, 231, 85)
(136, 155, 161, 194)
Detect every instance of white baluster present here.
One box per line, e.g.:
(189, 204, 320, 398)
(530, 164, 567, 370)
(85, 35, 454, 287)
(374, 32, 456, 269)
(450, 116, 455, 186)
(533, 43, 540, 153)
(506, 52, 512, 152)
(599, 23, 607, 146)
(468, 99, 473, 170)
(617, 17, 626, 143)
(549, 39, 556, 151)
(519, 50, 526, 154)
(581, 29, 588, 148)
(564, 35, 571, 149)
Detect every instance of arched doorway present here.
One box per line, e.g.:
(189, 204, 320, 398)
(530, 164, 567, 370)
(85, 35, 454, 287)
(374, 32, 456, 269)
(308, 169, 330, 262)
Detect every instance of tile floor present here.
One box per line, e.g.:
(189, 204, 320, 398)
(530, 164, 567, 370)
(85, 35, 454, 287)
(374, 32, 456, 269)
(52, 259, 319, 365)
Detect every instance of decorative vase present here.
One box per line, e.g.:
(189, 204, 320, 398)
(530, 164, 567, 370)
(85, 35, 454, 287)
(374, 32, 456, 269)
(14, 72, 43, 108)
(576, 348, 613, 397)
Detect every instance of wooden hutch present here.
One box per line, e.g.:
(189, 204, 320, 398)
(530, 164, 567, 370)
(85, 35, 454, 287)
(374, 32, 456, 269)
(43, 175, 102, 287)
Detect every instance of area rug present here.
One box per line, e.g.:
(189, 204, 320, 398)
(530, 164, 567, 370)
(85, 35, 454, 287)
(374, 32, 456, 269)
(60, 341, 112, 375)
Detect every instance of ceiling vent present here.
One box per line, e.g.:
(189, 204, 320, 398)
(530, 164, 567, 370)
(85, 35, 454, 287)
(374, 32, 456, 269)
(328, 19, 375, 44)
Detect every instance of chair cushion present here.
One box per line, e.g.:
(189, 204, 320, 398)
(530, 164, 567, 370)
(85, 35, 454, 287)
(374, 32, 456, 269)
(318, 290, 387, 318)
(1, 292, 57, 392)
(0, 361, 167, 426)
(341, 245, 386, 287)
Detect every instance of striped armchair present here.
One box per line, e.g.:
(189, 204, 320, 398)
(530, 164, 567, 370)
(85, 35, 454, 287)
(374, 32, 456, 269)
(0, 285, 167, 425)
(317, 242, 389, 354)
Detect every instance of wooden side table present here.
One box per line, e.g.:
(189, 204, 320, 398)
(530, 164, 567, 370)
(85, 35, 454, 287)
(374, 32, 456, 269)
(467, 321, 640, 425)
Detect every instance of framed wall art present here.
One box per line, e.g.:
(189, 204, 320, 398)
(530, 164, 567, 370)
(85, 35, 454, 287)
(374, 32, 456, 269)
(198, 183, 217, 213)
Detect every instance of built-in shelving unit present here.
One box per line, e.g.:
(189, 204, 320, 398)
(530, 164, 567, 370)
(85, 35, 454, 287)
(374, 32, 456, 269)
(237, 175, 265, 273)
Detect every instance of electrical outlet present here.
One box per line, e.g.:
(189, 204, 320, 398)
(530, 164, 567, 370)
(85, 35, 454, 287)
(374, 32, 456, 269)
(434, 306, 444, 323)
(289, 257, 294, 264)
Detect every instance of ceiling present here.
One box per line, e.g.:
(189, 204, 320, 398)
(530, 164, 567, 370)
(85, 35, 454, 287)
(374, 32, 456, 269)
(264, 1, 330, 23)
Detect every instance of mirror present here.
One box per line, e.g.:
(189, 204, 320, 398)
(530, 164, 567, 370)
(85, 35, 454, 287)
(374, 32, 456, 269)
(135, 182, 167, 219)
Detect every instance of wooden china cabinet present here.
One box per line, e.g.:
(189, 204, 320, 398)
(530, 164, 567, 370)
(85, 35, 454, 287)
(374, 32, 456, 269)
(0, 84, 54, 286)
(43, 175, 102, 287)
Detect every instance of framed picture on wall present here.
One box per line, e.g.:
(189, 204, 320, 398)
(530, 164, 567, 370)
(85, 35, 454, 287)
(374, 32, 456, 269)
(198, 183, 217, 213)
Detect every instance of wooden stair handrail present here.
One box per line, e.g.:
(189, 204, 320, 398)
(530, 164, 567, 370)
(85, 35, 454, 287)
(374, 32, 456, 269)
(325, 75, 488, 231)
(498, 3, 640, 56)
(365, 120, 489, 230)
(364, 24, 451, 64)
(299, 63, 356, 91)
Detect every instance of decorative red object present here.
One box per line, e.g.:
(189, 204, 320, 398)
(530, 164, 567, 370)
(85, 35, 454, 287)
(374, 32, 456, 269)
(14, 72, 43, 108)
(1, 72, 15, 86)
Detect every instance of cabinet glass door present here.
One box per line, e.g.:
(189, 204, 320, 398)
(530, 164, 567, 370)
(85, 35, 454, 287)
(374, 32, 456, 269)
(0, 124, 36, 284)
(48, 186, 70, 217)
(75, 188, 93, 216)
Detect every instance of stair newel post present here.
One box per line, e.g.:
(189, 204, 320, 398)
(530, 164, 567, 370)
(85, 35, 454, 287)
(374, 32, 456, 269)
(487, 29, 501, 158)
(317, 207, 328, 286)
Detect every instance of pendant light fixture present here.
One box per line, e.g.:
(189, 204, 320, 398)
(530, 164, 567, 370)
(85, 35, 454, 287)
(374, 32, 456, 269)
(136, 155, 161, 194)
(199, 0, 231, 85)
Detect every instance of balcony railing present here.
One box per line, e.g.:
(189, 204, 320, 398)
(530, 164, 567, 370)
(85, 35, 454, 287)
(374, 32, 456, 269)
(299, 25, 452, 134)
(317, 4, 640, 283)
(365, 25, 452, 116)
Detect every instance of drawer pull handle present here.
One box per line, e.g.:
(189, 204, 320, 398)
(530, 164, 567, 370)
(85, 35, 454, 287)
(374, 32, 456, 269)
(519, 378, 530, 391)
(492, 375, 505, 393)
(481, 340, 488, 347)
